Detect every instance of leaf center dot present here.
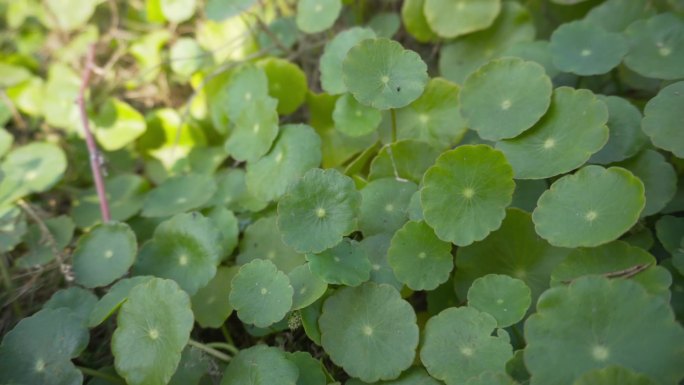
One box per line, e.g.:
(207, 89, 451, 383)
(316, 207, 326, 218)
(362, 325, 373, 336)
(460, 346, 473, 356)
(585, 210, 598, 222)
(592, 345, 609, 361)
(501, 100, 512, 110)
(462, 188, 475, 199)
(148, 328, 159, 340)
(381, 75, 390, 84)
(253, 123, 260, 133)
(385, 203, 394, 212)
(25, 170, 38, 181)
(179, 255, 188, 266)
(260, 287, 268, 295)
(104, 250, 114, 259)
(34, 359, 45, 372)
(418, 252, 427, 259)
(581, 49, 592, 57)
(659, 46, 672, 57)
(543, 138, 556, 149)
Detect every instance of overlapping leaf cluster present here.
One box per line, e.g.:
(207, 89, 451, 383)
(1, 0, 684, 384)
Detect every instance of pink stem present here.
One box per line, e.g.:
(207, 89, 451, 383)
(77, 44, 111, 223)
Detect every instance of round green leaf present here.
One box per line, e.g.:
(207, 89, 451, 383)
(421, 307, 513, 385)
(588, 95, 647, 164)
(496, 87, 608, 179)
(0, 128, 13, 158)
(0, 142, 67, 205)
(112, 278, 194, 385)
(224, 65, 269, 121)
(71, 174, 149, 229)
(277, 168, 361, 254)
(141, 174, 216, 218)
(191, 266, 238, 328)
(220, 345, 299, 385)
(438, 1, 535, 83)
(359, 233, 403, 291)
(229, 259, 293, 328)
(501, 40, 559, 78)
(319, 282, 419, 382)
(160, 0, 196, 23)
(237, 216, 305, 273)
(467, 274, 531, 327)
(583, 0, 655, 33)
(296, 0, 342, 34)
(460, 58, 551, 141)
(43, 287, 98, 325)
(88, 276, 154, 327)
(246, 124, 322, 202)
(306, 238, 372, 286)
(93, 99, 146, 151)
(347, 366, 443, 385)
(368, 140, 441, 184)
(169, 38, 209, 77)
(424, 0, 501, 38)
(550, 20, 628, 75)
(320, 27, 377, 95)
(367, 12, 400, 38)
(465, 371, 518, 385)
(205, 205, 239, 258)
(388, 221, 453, 291)
(511, 179, 547, 212)
(0, 204, 26, 253)
(0, 308, 89, 385)
(288, 264, 328, 310)
(421, 145, 515, 246)
(454, 208, 571, 304)
(134, 212, 223, 295)
(343, 38, 428, 110)
(359, 178, 417, 236)
(205, 0, 257, 21)
(532, 166, 645, 247)
(524, 276, 684, 385)
(72, 222, 137, 288)
(641, 81, 684, 158)
(333, 93, 382, 137)
(224, 96, 280, 163)
(616, 149, 677, 217)
(258, 57, 308, 115)
(286, 351, 327, 385)
(258, 17, 298, 55)
(550, 240, 672, 300)
(17, 215, 75, 268)
(44, 0, 97, 30)
(395, 78, 467, 149)
(207, 168, 268, 212)
(623, 13, 684, 80)
(573, 366, 657, 385)
(402, 0, 438, 43)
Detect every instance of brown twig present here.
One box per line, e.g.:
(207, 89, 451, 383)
(561, 263, 652, 284)
(77, 44, 111, 223)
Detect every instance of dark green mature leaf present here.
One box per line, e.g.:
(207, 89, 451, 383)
(572, 366, 656, 385)
(191, 266, 238, 328)
(616, 149, 677, 217)
(221, 345, 299, 385)
(421, 145, 515, 246)
(0, 142, 67, 206)
(359, 178, 417, 236)
(224, 96, 280, 163)
(43, 287, 98, 325)
(641, 81, 684, 158)
(288, 264, 328, 310)
(71, 174, 149, 228)
(467, 274, 531, 327)
(320, 27, 377, 95)
(583, 0, 655, 32)
(525, 276, 684, 385)
(88, 276, 154, 327)
(237, 216, 305, 273)
(588, 96, 647, 164)
(623, 13, 684, 80)
(72, 222, 137, 288)
(333, 93, 382, 137)
(550, 21, 628, 75)
(368, 140, 441, 183)
(319, 283, 419, 382)
(424, 0, 500, 38)
(142, 174, 216, 218)
(306, 238, 371, 286)
(112, 278, 194, 385)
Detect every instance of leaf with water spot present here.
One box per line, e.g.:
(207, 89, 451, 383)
(421, 145, 515, 246)
(191, 266, 238, 328)
(72, 222, 137, 288)
(623, 13, 684, 80)
(424, 0, 501, 38)
(278, 168, 361, 254)
(220, 345, 299, 385)
(460, 58, 552, 141)
(532, 165, 645, 248)
(237, 216, 305, 273)
(388, 221, 453, 291)
(550, 20, 628, 75)
(306, 238, 371, 286)
(467, 274, 531, 327)
(319, 282, 419, 382)
(421, 307, 513, 385)
(496, 87, 608, 179)
(641, 81, 684, 158)
(141, 174, 216, 218)
(343, 38, 428, 110)
(112, 278, 194, 385)
(0, 308, 89, 385)
(229, 259, 293, 328)
(359, 178, 417, 236)
(134, 212, 223, 295)
(524, 276, 684, 385)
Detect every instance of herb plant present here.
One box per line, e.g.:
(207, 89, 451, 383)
(1, 0, 684, 384)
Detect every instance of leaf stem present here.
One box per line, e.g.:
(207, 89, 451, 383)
(77, 44, 111, 223)
(188, 339, 233, 362)
(206, 342, 240, 355)
(0, 253, 22, 317)
(77, 366, 125, 384)
(390, 108, 398, 143)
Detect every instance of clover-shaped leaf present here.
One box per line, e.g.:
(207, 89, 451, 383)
(623, 13, 684, 80)
(246, 124, 322, 202)
(220, 345, 299, 385)
(134, 212, 223, 295)
(343, 38, 428, 110)
(112, 278, 194, 385)
(359, 178, 417, 236)
(460, 58, 552, 141)
(306, 238, 371, 286)
(588, 95, 647, 164)
(467, 274, 531, 327)
(496, 87, 608, 179)
(229, 259, 293, 328)
(88, 276, 154, 327)
(278, 168, 361, 253)
(424, 0, 500, 38)
(320, 27, 377, 95)
(0, 142, 67, 206)
(388, 221, 453, 291)
(288, 264, 328, 310)
(237, 216, 304, 273)
(550, 21, 628, 75)
(224, 96, 280, 163)
(532, 166, 645, 248)
(421, 145, 515, 246)
(421, 307, 513, 385)
(72, 222, 137, 288)
(524, 276, 684, 385)
(142, 174, 216, 218)
(641, 81, 684, 158)
(319, 282, 419, 382)
(296, 0, 342, 34)
(0, 308, 89, 385)
(333, 93, 382, 137)
(455, 208, 571, 304)
(191, 266, 238, 328)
